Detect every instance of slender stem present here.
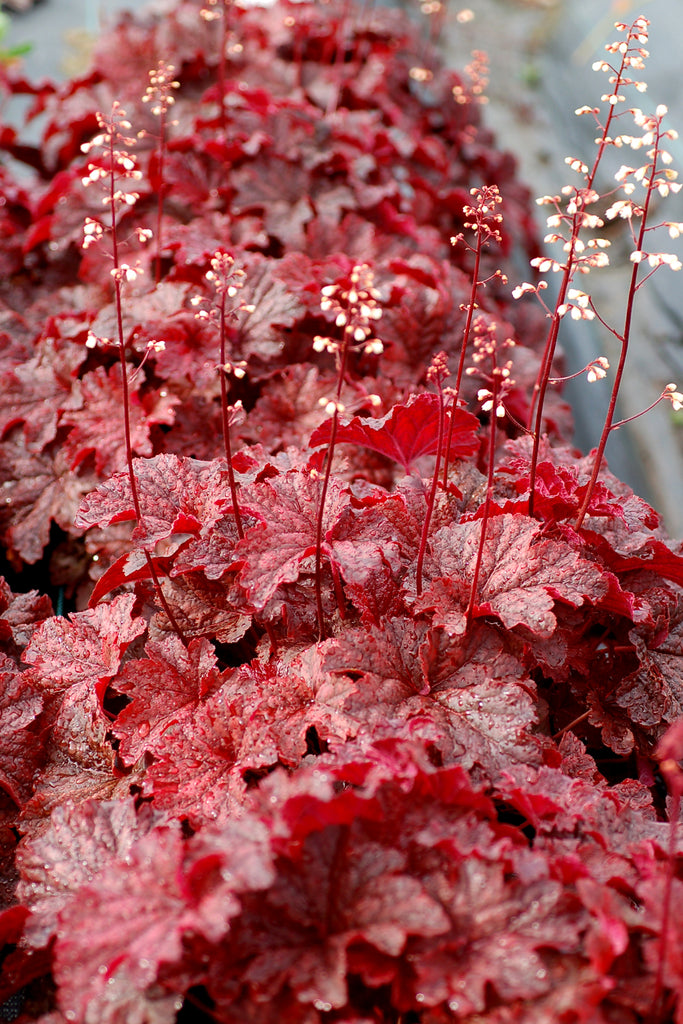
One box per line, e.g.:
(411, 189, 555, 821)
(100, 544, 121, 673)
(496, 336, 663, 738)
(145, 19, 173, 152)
(609, 394, 668, 431)
(325, 0, 354, 117)
(314, 329, 350, 639)
(218, 0, 229, 135)
(551, 709, 591, 740)
(154, 105, 166, 285)
(108, 131, 188, 644)
(465, 374, 499, 630)
(574, 125, 660, 529)
(314, 410, 338, 640)
(219, 294, 244, 539)
(527, 51, 626, 516)
(527, 269, 572, 517)
(442, 241, 481, 489)
(416, 370, 446, 596)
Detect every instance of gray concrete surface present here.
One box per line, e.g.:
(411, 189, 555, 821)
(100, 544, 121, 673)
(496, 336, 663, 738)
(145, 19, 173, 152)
(3, 0, 134, 82)
(1, 0, 135, 143)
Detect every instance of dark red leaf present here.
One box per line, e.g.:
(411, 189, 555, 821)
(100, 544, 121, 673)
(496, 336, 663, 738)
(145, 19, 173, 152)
(112, 636, 225, 765)
(427, 514, 609, 636)
(0, 337, 84, 452)
(309, 393, 479, 474)
(75, 454, 233, 547)
(234, 470, 349, 609)
(23, 593, 146, 695)
(52, 826, 216, 1024)
(0, 657, 44, 805)
(61, 364, 177, 476)
(232, 157, 314, 249)
(20, 679, 134, 835)
(0, 431, 97, 564)
(16, 797, 148, 948)
(0, 577, 53, 656)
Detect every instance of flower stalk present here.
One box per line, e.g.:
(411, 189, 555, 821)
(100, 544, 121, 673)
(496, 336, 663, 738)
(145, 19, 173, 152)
(464, 324, 515, 629)
(516, 17, 656, 517)
(81, 103, 187, 643)
(575, 102, 682, 526)
(193, 251, 253, 540)
(442, 184, 506, 490)
(312, 264, 383, 638)
(142, 61, 179, 285)
(415, 352, 449, 596)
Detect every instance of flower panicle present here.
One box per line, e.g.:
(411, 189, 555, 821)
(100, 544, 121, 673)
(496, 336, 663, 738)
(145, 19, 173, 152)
(79, 102, 150, 259)
(314, 263, 384, 361)
(191, 250, 255, 324)
(142, 60, 180, 116)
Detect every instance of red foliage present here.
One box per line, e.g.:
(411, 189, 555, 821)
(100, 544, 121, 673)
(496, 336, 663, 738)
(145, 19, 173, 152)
(0, 2, 681, 1022)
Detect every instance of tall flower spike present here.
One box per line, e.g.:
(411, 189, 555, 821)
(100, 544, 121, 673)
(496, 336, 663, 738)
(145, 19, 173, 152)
(80, 102, 143, 267)
(200, 0, 242, 133)
(193, 250, 254, 539)
(410, 0, 448, 81)
(575, 92, 683, 526)
(442, 184, 505, 489)
(80, 104, 187, 643)
(313, 264, 383, 638)
(513, 17, 670, 520)
(452, 48, 489, 106)
(464, 320, 515, 629)
(142, 60, 179, 283)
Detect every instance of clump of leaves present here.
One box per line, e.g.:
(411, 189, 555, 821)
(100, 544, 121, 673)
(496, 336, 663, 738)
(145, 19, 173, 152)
(0, 3, 682, 1023)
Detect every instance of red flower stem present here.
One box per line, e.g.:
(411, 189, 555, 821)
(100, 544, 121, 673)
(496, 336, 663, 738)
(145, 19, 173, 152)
(574, 128, 660, 529)
(325, 0, 355, 116)
(218, 0, 229, 135)
(652, 785, 679, 1023)
(527, 48, 628, 517)
(441, 239, 481, 489)
(218, 294, 244, 539)
(154, 104, 166, 285)
(314, 329, 350, 639)
(527, 272, 571, 518)
(108, 133, 187, 645)
(331, 561, 347, 620)
(551, 709, 591, 740)
(609, 394, 668, 430)
(465, 374, 499, 631)
(314, 411, 338, 641)
(416, 373, 446, 596)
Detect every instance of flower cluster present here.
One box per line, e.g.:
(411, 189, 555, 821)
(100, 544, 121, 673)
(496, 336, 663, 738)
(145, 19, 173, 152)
(556, 287, 595, 321)
(79, 102, 149, 290)
(452, 48, 489, 106)
(192, 250, 253, 377)
(466, 316, 516, 419)
(662, 382, 683, 412)
(200, 0, 226, 22)
(80, 102, 143, 212)
(142, 60, 180, 117)
(313, 263, 384, 365)
(453, 184, 505, 260)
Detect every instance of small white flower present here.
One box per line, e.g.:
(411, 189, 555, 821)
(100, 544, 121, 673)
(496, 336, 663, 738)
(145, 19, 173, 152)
(511, 282, 536, 299)
(587, 356, 609, 382)
(664, 383, 683, 411)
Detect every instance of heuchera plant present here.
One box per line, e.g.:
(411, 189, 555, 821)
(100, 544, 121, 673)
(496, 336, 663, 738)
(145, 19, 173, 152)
(0, 2, 683, 1021)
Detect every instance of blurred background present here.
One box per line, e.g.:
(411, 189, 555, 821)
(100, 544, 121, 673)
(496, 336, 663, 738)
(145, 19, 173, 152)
(2, 0, 683, 533)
